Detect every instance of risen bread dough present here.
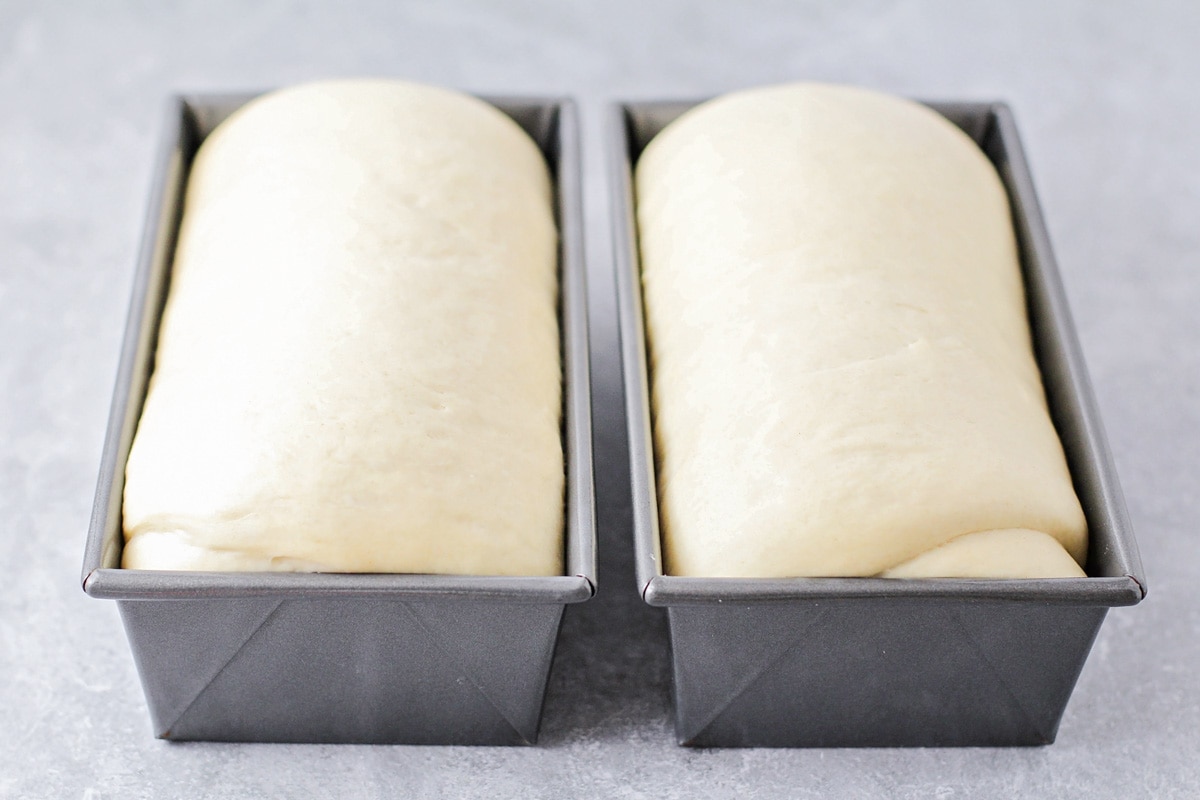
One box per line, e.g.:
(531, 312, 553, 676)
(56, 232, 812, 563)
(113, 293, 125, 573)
(122, 80, 563, 575)
(636, 83, 1087, 579)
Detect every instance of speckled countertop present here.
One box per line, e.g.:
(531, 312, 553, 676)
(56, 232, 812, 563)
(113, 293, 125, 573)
(1, 2, 1197, 797)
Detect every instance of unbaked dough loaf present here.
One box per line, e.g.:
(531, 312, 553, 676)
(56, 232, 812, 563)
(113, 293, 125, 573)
(635, 83, 1087, 579)
(122, 80, 563, 575)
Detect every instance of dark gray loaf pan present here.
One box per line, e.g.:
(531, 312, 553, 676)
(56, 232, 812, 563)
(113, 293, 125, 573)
(82, 93, 595, 745)
(609, 98, 1146, 748)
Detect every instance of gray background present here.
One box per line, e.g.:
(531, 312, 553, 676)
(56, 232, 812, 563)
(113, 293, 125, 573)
(1, 1, 1196, 797)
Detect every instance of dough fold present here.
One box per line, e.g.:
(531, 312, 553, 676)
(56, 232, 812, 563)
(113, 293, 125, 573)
(635, 83, 1087, 578)
(122, 80, 563, 575)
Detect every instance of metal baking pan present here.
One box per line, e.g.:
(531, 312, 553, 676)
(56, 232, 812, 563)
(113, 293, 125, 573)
(610, 97, 1146, 747)
(81, 92, 595, 745)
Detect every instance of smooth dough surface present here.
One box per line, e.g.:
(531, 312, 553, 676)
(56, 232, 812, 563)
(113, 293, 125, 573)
(635, 83, 1088, 579)
(122, 79, 563, 575)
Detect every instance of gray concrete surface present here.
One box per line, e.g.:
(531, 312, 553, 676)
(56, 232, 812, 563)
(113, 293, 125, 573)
(1, 1, 1197, 797)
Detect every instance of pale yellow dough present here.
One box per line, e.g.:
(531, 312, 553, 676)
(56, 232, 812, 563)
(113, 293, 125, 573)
(635, 83, 1087, 579)
(122, 80, 563, 575)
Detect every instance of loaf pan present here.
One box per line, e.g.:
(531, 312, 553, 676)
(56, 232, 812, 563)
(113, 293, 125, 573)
(82, 93, 595, 745)
(610, 98, 1146, 747)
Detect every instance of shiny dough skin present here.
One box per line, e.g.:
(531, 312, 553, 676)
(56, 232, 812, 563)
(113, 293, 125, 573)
(635, 83, 1087, 579)
(122, 80, 563, 575)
